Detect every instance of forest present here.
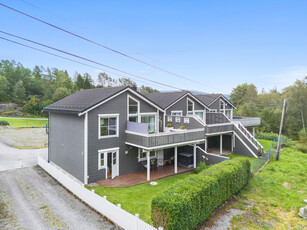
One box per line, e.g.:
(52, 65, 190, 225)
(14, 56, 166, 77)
(0, 59, 306, 140)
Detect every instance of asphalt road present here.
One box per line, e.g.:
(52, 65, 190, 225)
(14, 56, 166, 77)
(0, 141, 47, 172)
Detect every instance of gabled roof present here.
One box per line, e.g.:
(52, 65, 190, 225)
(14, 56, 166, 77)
(143, 91, 210, 110)
(196, 94, 236, 108)
(143, 91, 187, 109)
(43, 86, 164, 115)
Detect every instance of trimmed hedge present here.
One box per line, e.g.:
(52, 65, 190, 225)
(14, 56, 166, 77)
(151, 158, 251, 230)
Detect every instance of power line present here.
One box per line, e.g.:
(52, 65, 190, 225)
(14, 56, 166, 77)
(0, 36, 167, 90)
(0, 2, 225, 93)
(0, 31, 183, 91)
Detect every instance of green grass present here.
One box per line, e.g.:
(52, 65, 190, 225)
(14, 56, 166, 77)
(86, 172, 193, 224)
(258, 139, 272, 151)
(231, 147, 307, 229)
(0, 118, 48, 128)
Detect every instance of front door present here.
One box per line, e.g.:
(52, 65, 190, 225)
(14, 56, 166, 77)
(111, 151, 118, 179)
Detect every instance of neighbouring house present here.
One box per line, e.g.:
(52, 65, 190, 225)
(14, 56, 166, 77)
(43, 86, 263, 185)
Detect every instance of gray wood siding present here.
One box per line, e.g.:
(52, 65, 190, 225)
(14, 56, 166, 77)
(87, 91, 157, 183)
(166, 95, 206, 116)
(49, 112, 84, 182)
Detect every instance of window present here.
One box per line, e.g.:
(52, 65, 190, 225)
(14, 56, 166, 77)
(175, 117, 181, 123)
(141, 115, 156, 133)
(219, 99, 232, 119)
(138, 149, 156, 161)
(194, 111, 204, 120)
(99, 115, 118, 138)
(128, 96, 139, 114)
(187, 98, 194, 116)
(98, 151, 106, 169)
(167, 116, 172, 122)
(171, 111, 183, 116)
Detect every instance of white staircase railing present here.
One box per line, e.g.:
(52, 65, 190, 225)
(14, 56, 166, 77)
(191, 115, 206, 127)
(236, 122, 264, 154)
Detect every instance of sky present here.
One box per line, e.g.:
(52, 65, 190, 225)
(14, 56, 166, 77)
(0, 0, 307, 94)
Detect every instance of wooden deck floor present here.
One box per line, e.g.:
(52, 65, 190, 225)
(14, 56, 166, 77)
(97, 165, 192, 187)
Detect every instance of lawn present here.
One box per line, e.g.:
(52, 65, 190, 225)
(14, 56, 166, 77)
(87, 171, 193, 224)
(0, 117, 48, 128)
(230, 147, 307, 229)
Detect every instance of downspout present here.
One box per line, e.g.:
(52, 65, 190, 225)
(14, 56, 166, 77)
(84, 112, 88, 184)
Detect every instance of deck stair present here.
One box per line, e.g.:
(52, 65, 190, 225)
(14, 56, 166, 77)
(235, 122, 264, 156)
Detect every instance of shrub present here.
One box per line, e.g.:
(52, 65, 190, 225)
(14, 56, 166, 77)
(166, 123, 173, 128)
(255, 132, 280, 141)
(179, 126, 185, 129)
(152, 158, 251, 230)
(193, 162, 207, 174)
(297, 143, 307, 153)
(0, 120, 10, 126)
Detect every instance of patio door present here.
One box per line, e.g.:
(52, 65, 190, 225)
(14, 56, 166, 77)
(111, 150, 118, 179)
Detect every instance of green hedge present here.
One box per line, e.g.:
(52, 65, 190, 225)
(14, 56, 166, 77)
(151, 158, 251, 230)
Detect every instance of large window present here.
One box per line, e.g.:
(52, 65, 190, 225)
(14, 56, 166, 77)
(141, 115, 156, 133)
(187, 98, 194, 116)
(194, 111, 204, 120)
(128, 96, 139, 122)
(99, 115, 119, 138)
(127, 94, 157, 134)
(220, 100, 232, 119)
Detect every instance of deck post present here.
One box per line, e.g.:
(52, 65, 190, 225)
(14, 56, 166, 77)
(231, 134, 234, 152)
(174, 146, 177, 174)
(252, 127, 255, 137)
(205, 137, 207, 152)
(147, 151, 150, 181)
(193, 144, 196, 168)
(220, 134, 223, 154)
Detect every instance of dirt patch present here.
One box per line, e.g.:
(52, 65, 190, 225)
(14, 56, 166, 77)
(0, 127, 47, 148)
(283, 182, 291, 189)
(196, 197, 243, 230)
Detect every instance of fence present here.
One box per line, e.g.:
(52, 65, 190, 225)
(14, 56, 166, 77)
(38, 155, 159, 230)
(250, 138, 285, 175)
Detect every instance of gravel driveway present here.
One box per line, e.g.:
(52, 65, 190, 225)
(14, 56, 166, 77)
(0, 166, 119, 229)
(0, 141, 47, 172)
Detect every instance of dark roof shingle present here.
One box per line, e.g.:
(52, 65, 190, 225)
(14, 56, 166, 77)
(195, 94, 221, 106)
(143, 91, 187, 109)
(43, 86, 128, 114)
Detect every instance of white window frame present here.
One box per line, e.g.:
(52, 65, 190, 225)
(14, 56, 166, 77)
(127, 95, 140, 120)
(194, 110, 206, 120)
(187, 98, 195, 116)
(167, 116, 172, 122)
(127, 94, 158, 134)
(98, 114, 119, 139)
(171, 110, 183, 116)
(175, 117, 181, 123)
(138, 149, 156, 162)
(98, 147, 120, 179)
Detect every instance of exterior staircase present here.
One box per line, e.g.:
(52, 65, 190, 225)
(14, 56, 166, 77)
(234, 122, 264, 156)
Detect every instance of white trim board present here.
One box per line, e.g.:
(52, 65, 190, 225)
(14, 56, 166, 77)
(78, 87, 164, 116)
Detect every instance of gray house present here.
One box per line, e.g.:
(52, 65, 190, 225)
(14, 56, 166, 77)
(44, 86, 263, 185)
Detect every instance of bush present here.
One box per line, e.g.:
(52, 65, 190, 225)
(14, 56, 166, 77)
(152, 158, 251, 230)
(180, 126, 185, 129)
(255, 132, 280, 141)
(166, 123, 173, 128)
(0, 120, 10, 126)
(193, 162, 207, 174)
(297, 143, 307, 153)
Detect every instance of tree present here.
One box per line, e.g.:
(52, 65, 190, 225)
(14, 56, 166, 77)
(118, 77, 137, 87)
(138, 85, 159, 93)
(97, 72, 117, 87)
(52, 87, 71, 102)
(230, 83, 258, 106)
(14, 80, 26, 100)
(83, 73, 95, 89)
(0, 75, 9, 101)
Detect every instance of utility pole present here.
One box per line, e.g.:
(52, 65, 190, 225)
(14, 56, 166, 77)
(276, 99, 287, 161)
